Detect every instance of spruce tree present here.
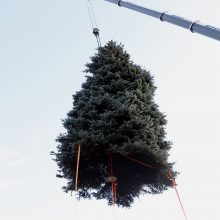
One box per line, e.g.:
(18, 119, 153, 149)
(52, 41, 177, 207)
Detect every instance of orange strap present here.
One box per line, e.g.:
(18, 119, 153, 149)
(122, 154, 188, 220)
(75, 144, 81, 192)
(113, 181, 117, 203)
(169, 171, 188, 220)
(121, 154, 155, 169)
(109, 154, 116, 204)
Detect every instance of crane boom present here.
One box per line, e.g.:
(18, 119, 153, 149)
(105, 0, 220, 41)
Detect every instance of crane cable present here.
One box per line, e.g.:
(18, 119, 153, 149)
(85, 0, 101, 47)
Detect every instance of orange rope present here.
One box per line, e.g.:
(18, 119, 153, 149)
(114, 181, 117, 203)
(109, 154, 116, 204)
(75, 144, 81, 191)
(121, 154, 155, 169)
(169, 171, 188, 220)
(122, 154, 188, 220)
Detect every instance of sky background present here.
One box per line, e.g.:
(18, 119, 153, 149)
(0, 0, 220, 219)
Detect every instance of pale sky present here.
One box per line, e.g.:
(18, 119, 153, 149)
(0, 0, 220, 220)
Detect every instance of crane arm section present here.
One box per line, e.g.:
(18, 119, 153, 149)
(105, 0, 220, 41)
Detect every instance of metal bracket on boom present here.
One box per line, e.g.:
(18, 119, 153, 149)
(189, 20, 200, 33)
(159, 11, 168, 22)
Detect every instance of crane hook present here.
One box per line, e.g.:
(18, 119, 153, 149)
(93, 28, 101, 47)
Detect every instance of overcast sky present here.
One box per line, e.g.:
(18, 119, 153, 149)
(0, 0, 220, 220)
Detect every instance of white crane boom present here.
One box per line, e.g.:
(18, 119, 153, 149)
(105, 0, 220, 41)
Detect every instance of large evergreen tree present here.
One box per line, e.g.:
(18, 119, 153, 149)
(52, 41, 177, 207)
